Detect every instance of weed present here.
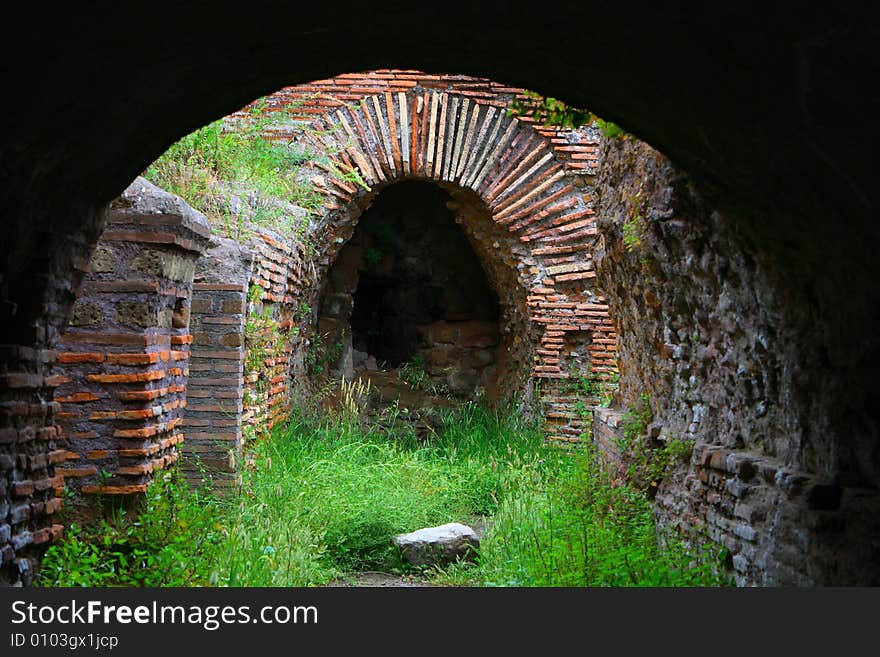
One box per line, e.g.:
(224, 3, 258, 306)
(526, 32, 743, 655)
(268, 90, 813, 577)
(613, 394, 694, 497)
(462, 440, 725, 587)
(305, 331, 343, 377)
(623, 217, 642, 252)
(37, 467, 226, 586)
(506, 90, 625, 137)
(398, 356, 450, 397)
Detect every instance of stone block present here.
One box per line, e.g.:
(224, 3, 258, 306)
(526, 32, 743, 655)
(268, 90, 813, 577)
(191, 298, 213, 314)
(115, 301, 155, 328)
(71, 301, 104, 326)
(220, 298, 244, 314)
(218, 333, 244, 348)
(172, 304, 190, 328)
(732, 552, 749, 573)
(418, 321, 458, 344)
(131, 249, 165, 276)
(465, 349, 495, 368)
(89, 246, 116, 273)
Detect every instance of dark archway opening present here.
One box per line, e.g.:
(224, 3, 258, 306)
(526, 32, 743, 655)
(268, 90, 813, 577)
(318, 181, 500, 398)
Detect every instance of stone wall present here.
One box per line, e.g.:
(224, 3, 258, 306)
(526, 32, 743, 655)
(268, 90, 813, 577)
(51, 178, 209, 508)
(593, 138, 880, 585)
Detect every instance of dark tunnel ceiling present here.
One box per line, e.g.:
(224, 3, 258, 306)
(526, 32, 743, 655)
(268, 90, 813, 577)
(2, 2, 877, 226)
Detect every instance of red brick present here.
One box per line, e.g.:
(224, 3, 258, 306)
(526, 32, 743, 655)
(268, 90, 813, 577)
(88, 280, 160, 293)
(202, 316, 242, 325)
(61, 332, 154, 346)
(117, 388, 167, 402)
(44, 374, 70, 387)
(113, 426, 159, 439)
(100, 230, 177, 244)
(87, 370, 165, 384)
(118, 445, 161, 457)
(116, 464, 152, 476)
(82, 484, 148, 495)
(190, 350, 242, 360)
(56, 392, 101, 403)
(48, 450, 79, 464)
(89, 408, 160, 420)
(107, 353, 159, 365)
(56, 466, 98, 478)
(57, 352, 105, 364)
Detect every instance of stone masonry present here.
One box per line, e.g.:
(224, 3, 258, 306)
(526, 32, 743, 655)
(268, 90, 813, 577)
(593, 138, 880, 585)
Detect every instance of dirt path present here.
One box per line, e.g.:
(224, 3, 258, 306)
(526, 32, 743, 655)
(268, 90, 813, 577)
(327, 571, 441, 587)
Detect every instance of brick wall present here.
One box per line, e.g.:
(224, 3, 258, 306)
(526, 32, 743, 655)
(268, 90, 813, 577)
(0, 345, 65, 584)
(242, 228, 306, 440)
(185, 225, 310, 488)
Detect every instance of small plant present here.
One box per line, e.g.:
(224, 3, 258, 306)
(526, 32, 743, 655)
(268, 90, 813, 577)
(338, 376, 372, 424)
(561, 367, 618, 436)
(305, 331, 344, 377)
(506, 90, 625, 137)
(398, 356, 449, 397)
(622, 217, 642, 252)
(664, 436, 694, 464)
(462, 439, 728, 587)
(621, 393, 653, 449)
(363, 246, 383, 268)
(614, 394, 692, 496)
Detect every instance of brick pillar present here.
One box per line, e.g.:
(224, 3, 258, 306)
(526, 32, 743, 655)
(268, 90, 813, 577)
(184, 236, 254, 490)
(52, 178, 210, 510)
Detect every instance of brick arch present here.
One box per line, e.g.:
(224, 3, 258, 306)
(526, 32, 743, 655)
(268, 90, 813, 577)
(240, 75, 618, 441)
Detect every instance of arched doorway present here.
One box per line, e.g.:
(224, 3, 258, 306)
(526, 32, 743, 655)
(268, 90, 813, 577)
(318, 180, 501, 401)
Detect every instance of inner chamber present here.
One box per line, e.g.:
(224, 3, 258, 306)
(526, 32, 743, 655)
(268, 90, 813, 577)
(318, 181, 500, 398)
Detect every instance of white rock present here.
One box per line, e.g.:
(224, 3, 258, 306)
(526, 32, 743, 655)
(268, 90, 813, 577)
(393, 522, 479, 567)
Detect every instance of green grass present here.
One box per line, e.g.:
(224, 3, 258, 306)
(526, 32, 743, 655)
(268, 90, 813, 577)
(37, 404, 729, 587)
(142, 99, 323, 237)
(448, 442, 727, 586)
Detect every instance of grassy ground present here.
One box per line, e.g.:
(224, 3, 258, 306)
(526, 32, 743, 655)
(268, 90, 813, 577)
(37, 402, 729, 587)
